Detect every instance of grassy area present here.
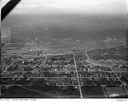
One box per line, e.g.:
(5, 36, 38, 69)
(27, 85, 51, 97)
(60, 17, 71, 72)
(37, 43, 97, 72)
(81, 86, 105, 98)
(105, 87, 128, 97)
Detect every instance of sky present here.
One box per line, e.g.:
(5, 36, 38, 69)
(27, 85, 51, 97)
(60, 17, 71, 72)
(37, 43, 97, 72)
(1, 0, 128, 14)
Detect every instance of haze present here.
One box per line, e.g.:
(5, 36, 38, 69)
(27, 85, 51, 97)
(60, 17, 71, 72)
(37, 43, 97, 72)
(1, 0, 127, 14)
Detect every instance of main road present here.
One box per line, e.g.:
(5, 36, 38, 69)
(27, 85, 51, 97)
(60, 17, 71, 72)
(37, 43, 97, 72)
(72, 52, 83, 98)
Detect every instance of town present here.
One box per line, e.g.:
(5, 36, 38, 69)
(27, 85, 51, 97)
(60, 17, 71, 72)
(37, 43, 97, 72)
(1, 45, 128, 98)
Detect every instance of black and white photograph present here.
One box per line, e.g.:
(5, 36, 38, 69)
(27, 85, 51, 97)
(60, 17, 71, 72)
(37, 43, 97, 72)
(1, 0, 128, 100)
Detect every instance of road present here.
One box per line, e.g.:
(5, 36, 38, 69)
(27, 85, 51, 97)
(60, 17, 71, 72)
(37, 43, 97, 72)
(1, 62, 14, 75)
(42, 55, 48, 66)
(72, 52, 83, 98)
(108, 65, 127, 89)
